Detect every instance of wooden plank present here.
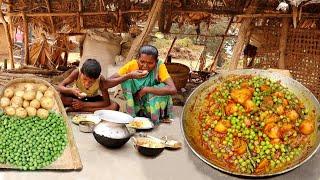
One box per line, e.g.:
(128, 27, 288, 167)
(278, 17, 289, 69)
(0, 78, 82, 170)
(125, 0, 164, 62)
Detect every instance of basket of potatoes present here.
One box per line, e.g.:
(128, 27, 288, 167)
(0, 78, 82, 171)
(1, 82, 56, 119)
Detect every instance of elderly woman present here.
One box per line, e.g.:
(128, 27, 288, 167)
(106, 45, 177, 124)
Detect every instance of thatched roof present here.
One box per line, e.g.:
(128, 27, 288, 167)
(1, 0, 319, 34)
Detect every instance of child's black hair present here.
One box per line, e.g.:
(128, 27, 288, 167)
(80, 59, 101, 79)
(138, 45, 158, 61)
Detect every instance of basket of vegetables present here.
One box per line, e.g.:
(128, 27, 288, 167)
(0, 78, 82, 170)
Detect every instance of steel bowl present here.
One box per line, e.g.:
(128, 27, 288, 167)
(181, 69, 320, 177)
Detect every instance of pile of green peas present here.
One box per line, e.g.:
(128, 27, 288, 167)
(0, 111, 67, 170)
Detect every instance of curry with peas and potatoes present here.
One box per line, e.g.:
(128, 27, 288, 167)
(194, 75, 316, 174)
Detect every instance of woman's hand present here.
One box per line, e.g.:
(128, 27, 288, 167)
(135, 87, 149, 100)
(129, 70, 148, 79)
(72, 99, 84, 110)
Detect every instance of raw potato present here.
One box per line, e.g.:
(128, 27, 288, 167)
(40, 97, 55, 110)
(16, 107, 27, 118)
(38, 84, 48, 93)
(25, 83, 36, 91)
(44, 89, 55, 97)
(37, 108, 49, 119)
(11, 96, 23, 107)
(14, 90, 24, 97)
(0, 97, 11, 107)
(35, 91, 44, 100)
(26, 106, 37, 116)
(23, 100, 30, 108)
(5, 106, 15, 116)
(4, 88, 14, 98)
(23, 90, 36, 101)
(30, 99, 41, 109)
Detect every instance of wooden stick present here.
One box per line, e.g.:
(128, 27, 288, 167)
(22, 12, 29, 65)
(45, 0, 55, 33)
(164, 36, 177, 63)
(125, 0, 164, 62)
(0, 2, 14, 69)
(229, 0, 258, 70)
(278, 17, 289, 69)
(168, 32, 236, 38)
(209, 16, 234, 71)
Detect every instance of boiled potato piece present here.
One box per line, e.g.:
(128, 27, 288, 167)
(23, 90, 36, 101)
(4, 88, 14, 98)
(40, 97, 54, 110)
(30, 99, 41, 109)
(25, 83, 36, 91)
(14, 90, 24, 98)
(11, 96, 23, 107)
(44, 89, 55, 97)
(16, 107, 27, 118)
(37, 108, 49, 119)
(26, 106, 37, 116)
(5, 106, 15, 116)
(22, 100, 30, 108)
(35, 91, 44, 100)
(38, 84, 48, 93)
(299, 120, 315, 135)
(0, 97, 11, 107)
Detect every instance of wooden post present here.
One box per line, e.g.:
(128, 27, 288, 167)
(292, 6, 298, 28)
(278, 17, 289, 69)
(164, 0, 173, 33)
(22, 12, 29, 65)
(209, 16, 234, 71)
(125, 0, 164, 62)
(0, 7, 15, 68)
(229, 0, 258, 70)
(45, 0, 55, 33)
(243, 24, 253, 68)
(8, 3, 14, 42)
(158, 4, 165, 33)
(78, 0, 84, 30)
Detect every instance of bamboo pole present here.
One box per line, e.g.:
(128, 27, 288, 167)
(4, 10, 149, 17)
(278, 17, 289, 69)
(8, 3, 14, 42)
(229, 0, 258, 70)
(0, 3, 14, 69)
(209, 16, 234, 71)
(45, 0, 55, 33)
(22, 12, 29, 65)
(125, 0, 164, 62)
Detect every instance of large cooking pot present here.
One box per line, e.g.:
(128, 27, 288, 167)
(181, 69, 320, 177)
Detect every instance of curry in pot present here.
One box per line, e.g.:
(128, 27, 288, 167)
(197, 75, 316, 174)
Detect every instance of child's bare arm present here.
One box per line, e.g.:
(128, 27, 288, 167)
(57, 69, 81, 96)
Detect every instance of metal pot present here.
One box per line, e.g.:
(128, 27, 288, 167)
(181, 69, 320, 177)
(93, 121, 134, 148)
